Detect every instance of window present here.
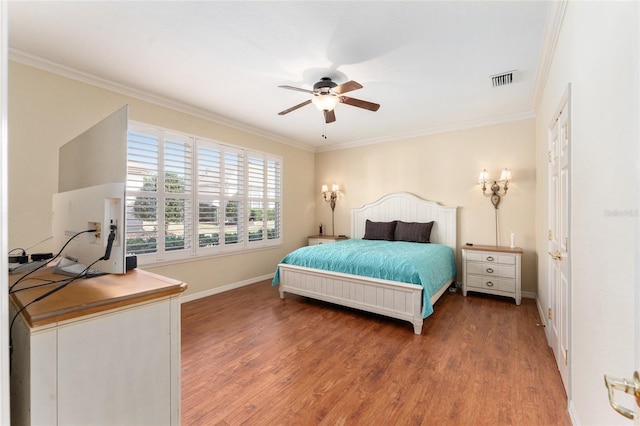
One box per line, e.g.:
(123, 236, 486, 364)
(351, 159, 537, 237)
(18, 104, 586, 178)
(126, 122, 282, 264)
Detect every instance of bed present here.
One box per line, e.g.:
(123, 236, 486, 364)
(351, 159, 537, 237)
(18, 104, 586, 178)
(273, 192, 457, 334)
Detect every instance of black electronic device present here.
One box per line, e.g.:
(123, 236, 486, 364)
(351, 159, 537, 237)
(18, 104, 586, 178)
(31, 253, 53, 262)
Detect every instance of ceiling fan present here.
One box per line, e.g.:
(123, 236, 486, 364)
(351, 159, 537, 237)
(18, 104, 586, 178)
(277, 77, 380, 124)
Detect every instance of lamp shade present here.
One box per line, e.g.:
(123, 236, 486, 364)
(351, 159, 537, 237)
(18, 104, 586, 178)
(312, 94, 339, 111)
(478, 169, 491, 183)
(499, 169, 512, 182)
(321, 184, 328, 193)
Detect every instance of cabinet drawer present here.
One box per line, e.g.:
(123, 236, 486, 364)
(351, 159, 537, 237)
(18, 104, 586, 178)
(466, 251, 516, 265)
(308, 238, 335, 246)
(467, 275, 516, 293)
(467, 263, 516, 278)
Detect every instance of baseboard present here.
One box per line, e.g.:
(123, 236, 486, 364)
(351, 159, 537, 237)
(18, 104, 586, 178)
(568, 399, 579, 425)
(454, 282, 537, 300)
(535, 295, 552, 346)
(535, 296, 545, 324)
(180, 273, 274, 303)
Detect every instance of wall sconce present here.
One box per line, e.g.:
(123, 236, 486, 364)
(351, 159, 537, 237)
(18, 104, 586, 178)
(478, 168, 512, 245)
(479, 168, 512, 209)
(321, 183, 341, 236)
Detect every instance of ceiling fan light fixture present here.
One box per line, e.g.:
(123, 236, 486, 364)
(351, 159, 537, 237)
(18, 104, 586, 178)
(312, 94, 339, 112)
(278, 78, 379, 122)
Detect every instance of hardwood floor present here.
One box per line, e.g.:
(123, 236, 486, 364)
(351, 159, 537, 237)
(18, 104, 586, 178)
(181, 281, 571, 425)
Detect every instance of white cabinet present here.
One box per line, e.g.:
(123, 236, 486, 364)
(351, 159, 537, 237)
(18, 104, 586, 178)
(9, 269, 185, 426)
(461, 245, 523, 305)
(307, 235, 348, 245)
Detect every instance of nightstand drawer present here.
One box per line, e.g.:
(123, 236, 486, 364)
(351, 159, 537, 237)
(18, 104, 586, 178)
(308, 235, 348, 246)
(467, 263, 516, 278)
(466, 251, 516, 265)
(308, 238, 334, 246)
(467, 275, 516, 293)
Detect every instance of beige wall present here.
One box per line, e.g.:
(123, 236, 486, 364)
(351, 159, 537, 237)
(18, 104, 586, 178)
(534, 1, 638, 424)
(9, 61, 538, 297)
(8, 61, 316, 296)
(315, 118, 537, 293)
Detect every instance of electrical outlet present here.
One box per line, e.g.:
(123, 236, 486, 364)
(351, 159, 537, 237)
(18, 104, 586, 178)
(88, 221, 101, 240)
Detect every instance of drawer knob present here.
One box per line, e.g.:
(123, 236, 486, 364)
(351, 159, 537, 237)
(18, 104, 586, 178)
(486, 256, 494, 261)
(486, 281, 494, 287)
(486, 268, 494, 274)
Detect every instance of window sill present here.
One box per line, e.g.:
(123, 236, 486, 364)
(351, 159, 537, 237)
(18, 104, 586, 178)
(134, 242, 284, 269)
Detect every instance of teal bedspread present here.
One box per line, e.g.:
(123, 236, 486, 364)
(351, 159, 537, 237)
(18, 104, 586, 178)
(272, 239, 456, 318)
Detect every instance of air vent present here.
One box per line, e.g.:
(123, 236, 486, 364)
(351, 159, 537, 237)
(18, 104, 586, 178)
(491, 71, 516, 87)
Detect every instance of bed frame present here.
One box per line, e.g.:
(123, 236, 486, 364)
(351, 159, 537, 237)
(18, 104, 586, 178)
(277, 192, 457, 334)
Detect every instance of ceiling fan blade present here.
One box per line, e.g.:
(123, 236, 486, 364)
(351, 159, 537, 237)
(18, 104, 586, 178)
(278, 85, 314, 94)
(324, 109, 336, 123)
(278, 99, 312, 115)
(332, 80, 362, 95)
(340, 96, 380, 112)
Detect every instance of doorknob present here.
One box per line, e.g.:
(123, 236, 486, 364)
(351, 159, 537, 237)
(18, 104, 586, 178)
(548, 251, 562, 260)
(604, 371, 640, 419)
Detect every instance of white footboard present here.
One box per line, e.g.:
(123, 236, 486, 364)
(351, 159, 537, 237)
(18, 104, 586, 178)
(277, 264, 425, 334)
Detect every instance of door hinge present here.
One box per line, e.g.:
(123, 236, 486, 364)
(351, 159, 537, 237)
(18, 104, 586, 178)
(565, 349, 568, 366)
(548, 150, 552, 162)
(548, 308, 552, 320)
(548, 230, 552, 240)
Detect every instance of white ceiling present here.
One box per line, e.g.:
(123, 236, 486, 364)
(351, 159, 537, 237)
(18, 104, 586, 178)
(7, 1, 549, 151)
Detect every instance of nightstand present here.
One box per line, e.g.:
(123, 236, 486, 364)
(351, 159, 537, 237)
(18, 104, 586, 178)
(307, 235, 348, 246)
(461, 245, 523, 305)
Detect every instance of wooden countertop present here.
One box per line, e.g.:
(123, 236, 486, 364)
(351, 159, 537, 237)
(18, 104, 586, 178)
(9, 268, 187, 328)
(461, 244, 523, 254)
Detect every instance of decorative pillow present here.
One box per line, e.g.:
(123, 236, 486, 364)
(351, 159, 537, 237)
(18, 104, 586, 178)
(363, 220, 397, 241)
(394, 221, 434, 243)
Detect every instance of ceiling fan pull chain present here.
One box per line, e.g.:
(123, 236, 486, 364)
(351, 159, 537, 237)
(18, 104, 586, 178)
(321, 121, 327, 139)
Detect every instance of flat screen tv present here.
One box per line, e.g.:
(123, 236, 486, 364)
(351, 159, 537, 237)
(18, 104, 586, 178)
(52, 105, 129, 274)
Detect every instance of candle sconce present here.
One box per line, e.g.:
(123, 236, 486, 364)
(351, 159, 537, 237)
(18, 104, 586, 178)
(478, 168, 513, 245)
(321, 183, 341, 236)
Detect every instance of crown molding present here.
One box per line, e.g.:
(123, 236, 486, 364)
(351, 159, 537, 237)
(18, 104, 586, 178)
(316, 110, 536, 153)
(9, 48, 314, 153)
(532, 0, 569, 110)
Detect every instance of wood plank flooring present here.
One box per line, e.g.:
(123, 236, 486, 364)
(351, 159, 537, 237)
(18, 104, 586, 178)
(181, 281, 571, 425)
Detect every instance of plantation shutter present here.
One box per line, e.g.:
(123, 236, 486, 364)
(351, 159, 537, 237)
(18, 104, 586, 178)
(247, 152, 282, 243)
(266, 158, 282, 240)
(162, 134, 193, 256)
(197, 144, 221, 248)
(126, 122, 282, 264)
(126, 130, 160, 255)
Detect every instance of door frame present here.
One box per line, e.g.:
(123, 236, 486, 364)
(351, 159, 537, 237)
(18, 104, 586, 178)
(0, 2, 9, 424)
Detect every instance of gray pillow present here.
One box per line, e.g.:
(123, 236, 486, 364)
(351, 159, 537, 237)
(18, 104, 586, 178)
(363, 220, 397, 240)
(394, 221, 434, 243)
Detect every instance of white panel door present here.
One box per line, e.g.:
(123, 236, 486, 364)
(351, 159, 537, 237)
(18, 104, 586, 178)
(548, 88, 571, 392)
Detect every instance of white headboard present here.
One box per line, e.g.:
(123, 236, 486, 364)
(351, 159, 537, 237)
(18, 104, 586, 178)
(351, 192, 457, 253)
